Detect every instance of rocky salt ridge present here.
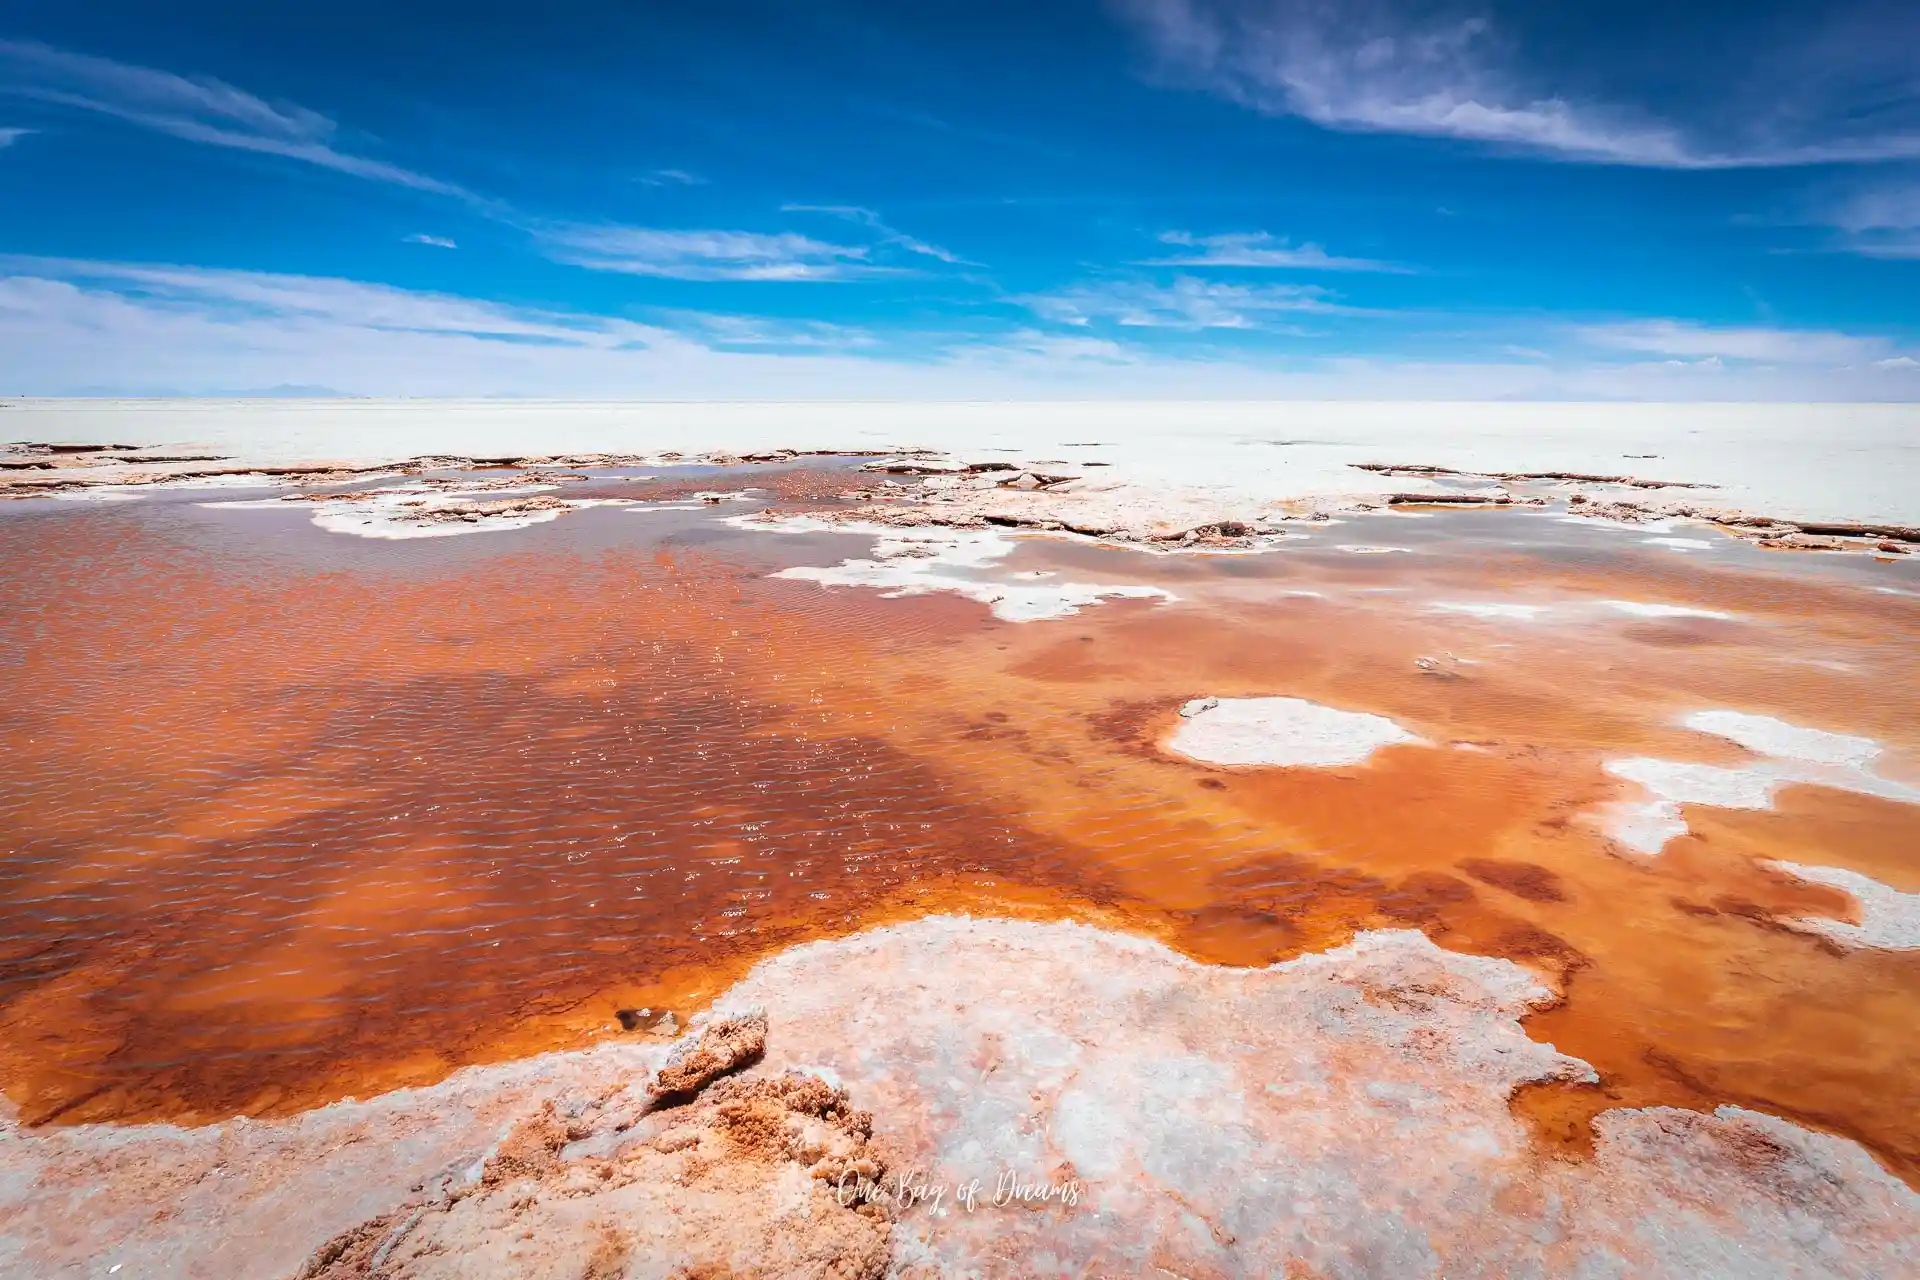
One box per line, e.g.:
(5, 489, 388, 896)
(3, 917, 1914, 1279)
(9, 438, 1916, 558)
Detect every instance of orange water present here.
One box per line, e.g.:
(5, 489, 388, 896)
(1, 469, 1916, 1188)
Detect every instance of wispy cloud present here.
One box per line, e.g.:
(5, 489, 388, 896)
(0, 256, 670, 345)
(538, 224, 899, 281)
(1823, 182, 1920, 258)
(1577, 319, 1901, 364)
(0, 126, 31, 148)
(654, 309, 882, 352)
(541, 206, 962, 281)
(1112, 0, 1920, 168)
(639, 168, 705, 186)
(782, 204, 966, 264)
(404, 233, 457, 249)
(0, 39, 466, 194)
(2, 255, 1915, 399)
(1021, 275, 1356, 329)
(1140, 230, 1406, 271)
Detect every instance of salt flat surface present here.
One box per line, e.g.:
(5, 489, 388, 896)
(1165, 696, 1424, 767)
(8, 400, 1916, 524)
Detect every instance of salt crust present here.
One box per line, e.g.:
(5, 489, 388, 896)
(4, 916, 1914, 1278)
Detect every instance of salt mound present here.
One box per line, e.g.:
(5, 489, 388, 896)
(1164, 696, 1423, 767)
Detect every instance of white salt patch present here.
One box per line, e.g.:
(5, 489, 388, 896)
(1337, 545, 1411, 554)
(70, 473, 291, 499)
(1764, 862, 1920, 951)
(719, 512, 853, 536)
(1683, 709, 1881, 769)
(49, 488, 144, 502)
(1431, 602, 1548, 621)
(1594, 711, 1920, 856)
(1642, 536, 1716, 551)
(1603, 600, 1735, 620)
(312, 499, 566, 541)
(1164, 696, 1423, 768)
(732, 514, 1174, 622)
(1557, 514, 1678, 533)
(201, 482, 623, 541)
(1599, 761, 1782, 854)
(772, 561, 1170, 622)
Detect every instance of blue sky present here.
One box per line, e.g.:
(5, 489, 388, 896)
(1, 0, 1916, 398)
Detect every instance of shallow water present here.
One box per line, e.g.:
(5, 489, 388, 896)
(2, 464, 1917, 1189)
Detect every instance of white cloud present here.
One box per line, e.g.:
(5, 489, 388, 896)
(781, 204, 965, 264)
(0, 40, 464, 194)
(0, 127, 32, 148)
(404, 234, 457, 249)
(639, 168, 705, 186)
(538, 224, 900, 281)
(1112, 0, 1920, 168)
(1021, 275, 1355, 329)
(1577, 319, 1898, 364)
(1141, 230, 1405, 271)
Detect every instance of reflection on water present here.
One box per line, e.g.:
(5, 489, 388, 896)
(1, 465, 1917, 1188)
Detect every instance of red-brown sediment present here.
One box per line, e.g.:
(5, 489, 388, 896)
(0, 469, 1917, 1195)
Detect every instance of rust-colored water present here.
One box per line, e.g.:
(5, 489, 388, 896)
(2, 470, 1917, 1190)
